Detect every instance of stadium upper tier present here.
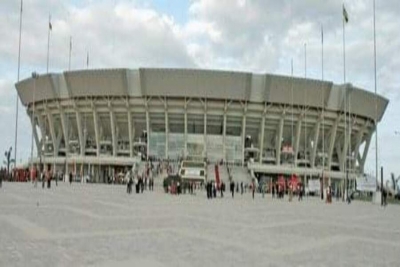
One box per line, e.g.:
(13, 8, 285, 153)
(15, 68, 388, 177)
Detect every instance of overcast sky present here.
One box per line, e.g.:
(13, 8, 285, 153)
(1, 0, 399, 178)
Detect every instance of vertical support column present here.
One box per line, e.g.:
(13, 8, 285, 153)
(28, 111, 41, 157)
(127, 109, 133, 158)
(311, 116, 321, 168)
(126, 98, 133, 158)
(109, 105, 117, 157)
(340, 130, 349, 172)
(75, 108, 84, 156)
(276, 114, 284, 166)
(164, 97, 169, 159)
(259, 106, 266, 164)
(59, 105, 70, 156)
(92, 103, 100, 156)
(36, 113, 46, 154)
(223, 100, 227, 162)
(241, 103, 247, 166)
(294, 117, 302, 166)
(360, 127, 374, 172)
(204, 99, 207, 158)
(145, 97, 150, 160)
(353, 122, 367, 170)
(184, 98, 188, 158)
(45, 107, 58, 157)
(327, 115, 340, 170)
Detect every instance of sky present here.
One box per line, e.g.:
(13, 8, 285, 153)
(0, 0, 399, 178)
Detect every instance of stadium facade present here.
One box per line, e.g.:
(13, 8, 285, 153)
(15, 68, 388, 182)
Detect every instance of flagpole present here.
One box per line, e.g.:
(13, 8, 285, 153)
(343, 3, 348, 201)
(68, 36, 72, 71)
(30, 72, 38, 180)
(321, 25, 325, 173)
(304, 43, 307, 78)
(46, 14, 51, 73)
(373, 0, 378, 188)
(14, 0, 23, 170)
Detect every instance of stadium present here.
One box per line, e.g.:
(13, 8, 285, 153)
(15, 68, 388, 184)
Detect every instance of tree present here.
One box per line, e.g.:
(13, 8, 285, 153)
(3, 147, 15, 178)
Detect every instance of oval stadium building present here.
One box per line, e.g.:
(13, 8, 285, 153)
(16, 68, 388, 183)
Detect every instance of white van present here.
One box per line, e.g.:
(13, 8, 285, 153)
(178, 161, 207, 182)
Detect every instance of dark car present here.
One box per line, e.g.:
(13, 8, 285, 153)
(163, 175, 182, 192)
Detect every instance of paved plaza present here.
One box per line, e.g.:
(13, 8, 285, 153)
(0, 182, 400, 267)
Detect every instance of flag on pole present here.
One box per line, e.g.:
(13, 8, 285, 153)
(86, 52, 89, 68)
(49, 15, 52, 30)
(343, 4, 349, 23)
(69, 36, 72, 51)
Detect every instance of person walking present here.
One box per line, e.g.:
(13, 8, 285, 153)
(240, 182, 243, 195)
(262, 183, 265, 198)
(252, 181, 255, 199)
(383, 189, 388, 207)
(230, 181, 235, 198)
(272, 182, 275, 198)
(212, 182, 217, 198)
(69, 172, 73, 185)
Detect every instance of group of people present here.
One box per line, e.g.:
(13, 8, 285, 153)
(126, 161, 156, 194)
(271, 183, 304, 201)
(206, 181, 217, 199)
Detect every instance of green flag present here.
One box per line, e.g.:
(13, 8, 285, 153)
(343, 4, 349, 23)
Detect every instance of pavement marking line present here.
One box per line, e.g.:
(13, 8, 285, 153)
(0, 215, 51, 240)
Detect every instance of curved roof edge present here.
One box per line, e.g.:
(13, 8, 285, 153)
(15, 68, 389, 122)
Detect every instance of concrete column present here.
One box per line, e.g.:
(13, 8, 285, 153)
(145, 101, 150, 160)
(276, 115, 284, 166)
(109, 108, 117, 156)
(259, 113, 266, 164)
(184, 100, 188, 158)
(204, 100, 207, 158)
(354, 123, 367, 170)
(327, 116, 340, 170)
(360, 128, 374, 172)
(45, 108, 58, 157)
(165, 98, 169, 159)
(223, 107, 227, 161)
(311, 117, 321, 168)
(340, 131, 349, 172)
(36, 113, 46, 153)
(92, 106, 100, 156)
(28, 111, 41, 157)
(241, 105, 247, 166)
(127, 109, 133, 157)
(294, 118, 302, 166)
(59, 107, 70, 156)
(75, 110, 84, 155)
